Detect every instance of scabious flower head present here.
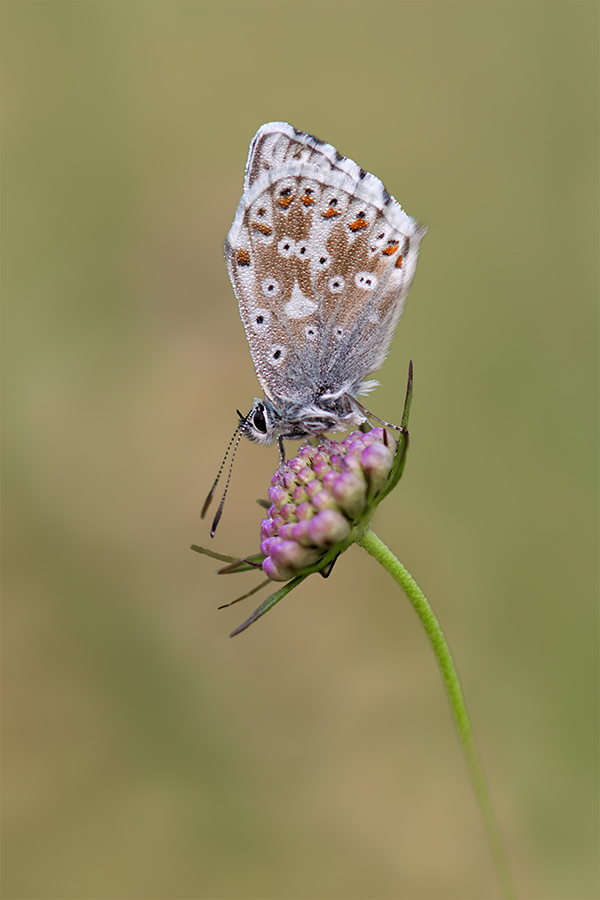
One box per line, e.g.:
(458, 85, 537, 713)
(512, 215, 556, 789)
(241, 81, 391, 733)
(260, 428, 397, 581)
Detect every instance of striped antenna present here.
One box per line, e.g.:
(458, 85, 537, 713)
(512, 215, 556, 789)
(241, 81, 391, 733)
(201, 414, 247, 536)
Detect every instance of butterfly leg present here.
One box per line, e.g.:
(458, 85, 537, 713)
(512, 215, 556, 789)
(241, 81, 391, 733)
(278, 435, 286, 464)
(319, 554, 340, 578)
(347, 396, 409, 436)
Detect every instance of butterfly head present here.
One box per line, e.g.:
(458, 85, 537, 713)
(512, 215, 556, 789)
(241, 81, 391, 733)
(240, 394, 367, 446)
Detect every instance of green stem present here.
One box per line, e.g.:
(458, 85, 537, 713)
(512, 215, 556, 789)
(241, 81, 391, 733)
(356, 527, 516, 900)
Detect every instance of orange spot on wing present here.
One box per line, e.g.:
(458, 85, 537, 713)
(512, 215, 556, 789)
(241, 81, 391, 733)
(236, 248, 251, 266)
(349, 218, 369, 232)
(322, 207, 340, 218)
(276, 194, 295, 208)
(251, 221, 273, 236)
(395, 254, 403, 268)
(301, 194, 315, 206)
(382, 241, 400, 256)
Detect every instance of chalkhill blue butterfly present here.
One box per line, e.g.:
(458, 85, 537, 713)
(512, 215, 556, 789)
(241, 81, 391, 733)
(204, 122, 426, 533)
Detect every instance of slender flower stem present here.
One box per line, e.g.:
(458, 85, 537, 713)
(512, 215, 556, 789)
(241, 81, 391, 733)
(356, 527, 516, 900)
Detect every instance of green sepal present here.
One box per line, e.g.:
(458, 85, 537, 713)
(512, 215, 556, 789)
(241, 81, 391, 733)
(373, 360, 413, 507)
(191, 545, 265, 574)
(216, 554, 265, 574)
(229, 575, 308, 637)
(190, 544, 240, 565)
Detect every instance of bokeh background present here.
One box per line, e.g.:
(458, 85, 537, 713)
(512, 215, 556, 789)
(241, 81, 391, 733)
(3, 3, 598, 899)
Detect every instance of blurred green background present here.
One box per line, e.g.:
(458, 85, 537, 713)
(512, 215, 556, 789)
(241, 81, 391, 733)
(3, 3, 597, 898)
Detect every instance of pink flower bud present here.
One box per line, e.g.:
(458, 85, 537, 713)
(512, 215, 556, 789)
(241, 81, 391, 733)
(362, 442, 395, 493)
(306, 509, 351, 546)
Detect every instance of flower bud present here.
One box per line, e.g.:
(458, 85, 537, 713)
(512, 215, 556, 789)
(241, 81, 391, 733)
(259, 428, 397, 582)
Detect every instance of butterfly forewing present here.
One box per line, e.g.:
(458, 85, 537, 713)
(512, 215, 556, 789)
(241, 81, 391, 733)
(226, 123, 426, 408)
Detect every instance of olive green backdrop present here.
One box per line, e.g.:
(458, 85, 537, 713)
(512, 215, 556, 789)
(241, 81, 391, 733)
(3, 3, 598, 899)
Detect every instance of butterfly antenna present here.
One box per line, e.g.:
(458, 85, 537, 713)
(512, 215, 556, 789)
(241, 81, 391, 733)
(209, 425, 247, 537)
(202, 410, 247, 537)
(201, 420, 243, 522)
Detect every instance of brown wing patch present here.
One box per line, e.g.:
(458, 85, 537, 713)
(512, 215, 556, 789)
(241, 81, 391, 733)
(251, 221, 273, 236)
(227, 175, 329, 401)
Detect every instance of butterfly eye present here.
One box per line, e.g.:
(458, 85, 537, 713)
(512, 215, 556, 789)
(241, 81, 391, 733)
(252, 405, 268, 433)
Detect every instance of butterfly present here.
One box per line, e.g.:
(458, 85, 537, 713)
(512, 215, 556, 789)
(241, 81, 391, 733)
(226, 122, 426, 452)
(203, 123, 425, 533)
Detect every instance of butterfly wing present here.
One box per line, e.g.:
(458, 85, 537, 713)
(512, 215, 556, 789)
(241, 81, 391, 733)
(225, 122, 426, 406)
